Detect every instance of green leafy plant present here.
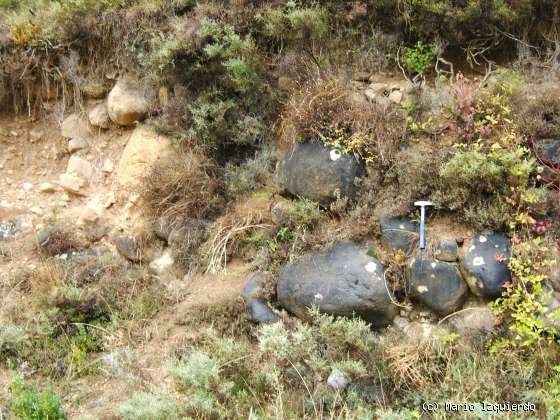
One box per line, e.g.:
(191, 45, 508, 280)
(404, 41, 434, 76)
(9, 376, 66, 420)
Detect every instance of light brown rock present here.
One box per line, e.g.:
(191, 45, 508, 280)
(107, 78, 151, 126)
(59, 173, 87, 195)
(40, 182, 56, 193)
(117, 126, 175, 188)
(88, 102, 111, 129)
(61, 114, 91, 139)
(67, 156, 93, 180)
(68, 137, 88, 153)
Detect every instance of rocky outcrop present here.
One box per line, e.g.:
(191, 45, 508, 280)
(444, 303, 496, 336)
(116, 126, 175, 189)
(460, 233, 511, 299)
(276, 142, 365, 206)
(408, 256, 468, 316)
(380, 218, 417, 253)
(277, 241, 398, 328)
(242, 272, 279, 323)
(107, 78, 151, 126)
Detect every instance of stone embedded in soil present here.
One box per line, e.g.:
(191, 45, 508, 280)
(40, 182, 56, 193)
(68, 137, 88, 153)
(112, 234, 142, 262)
(107, 78, 151, 126)
(59, 173, 87, 195)
(444, 303, 496, 336)
(0, 217, 32, 240)
(89, 101, 111, 129)
(459, 233, 511, 299)
(327, 368, 349, 390)
(276, 141, 365, 206)
(242, 272, 278, 324)
(434, 239, 459, 262)
(277, 241, 398, 328)
(380, 218, 417, 254)
(67, 155, 93, 180)
(61, 113, 91, 139)
(408, 256, 468, 316)
(117, 126, 175, 188)
(149, 250, 175, 275)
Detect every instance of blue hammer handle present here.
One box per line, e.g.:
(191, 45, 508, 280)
(419, 206, 426, 249)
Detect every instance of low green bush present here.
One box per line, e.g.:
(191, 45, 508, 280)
(9, 376, 66, 420)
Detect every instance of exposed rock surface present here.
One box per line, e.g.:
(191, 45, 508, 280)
(59, 173, 87, 195)
(534, 138, 560, 166)
(277, 241, 398, 328)
(460, 233, 511, 299)
(117, 126, 175, 188)
(68, 137, 88, 154)
(112, 235, 141, 262)
(89, 102, 111, 129)
(434, 239, 459, 262)
(276, 142, 365, 206)
(67, 155, 93, 181)
(61, 113, 91, 139)
(149, 250, 175, 275)
(408, 256, 468, 316)
(444, 303, 496, 336)
(380, 218, 417, 253)
(242, 272, 278, 323)
(107, 78, 151, 126)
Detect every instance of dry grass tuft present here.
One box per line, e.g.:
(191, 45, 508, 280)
(279, 78, 406, 167)
(142, 151, 225, 227)
(201, 212, 271, 274)
(384, 339, 451, 390)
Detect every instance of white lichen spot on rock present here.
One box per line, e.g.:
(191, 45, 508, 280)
(479, 235, 487, 243)
(399, 224, 405, 229)
(431, 262, 437, 268)
(365, 262, 377, 273)
(329, 149, 341, 161)
(314, 293, 323, 301)
(417, 285, 428, 293)
(473, 256, 485, 266)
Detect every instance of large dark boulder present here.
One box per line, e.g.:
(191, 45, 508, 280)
(276, 142, 365, 206)
(459, 233, 511, 299)
(277, 241, 398, 328)
(534, 138, 560, 166)
(408, 256, 468, 316)
(380, 218, 417, 254)
(242, 272, 279, 324)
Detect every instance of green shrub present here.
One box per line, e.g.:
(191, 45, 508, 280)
(403, 41, 434, 76)
(119, 391, 178, 420)
(224, 147, 276, 198)
(436, 145, 544, 229)
(0, 322, 26, 361)
(9, 376, 66, 420)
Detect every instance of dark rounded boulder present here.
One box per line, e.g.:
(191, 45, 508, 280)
(534, 138, 560, 166)
(459, 233, 511, 299)
(242, 272, 279, 324)
(277, 241, 398, 328)
(408, 256, 468, 316)
(276, 142, 365, 206)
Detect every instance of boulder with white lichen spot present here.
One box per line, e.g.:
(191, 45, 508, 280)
(277, 241, 398, 328)
(459, 233, 511, 299)
(276, 142, 365, 206)
(408, 256, 468, 316)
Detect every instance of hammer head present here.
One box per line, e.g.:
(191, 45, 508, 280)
(414, 200, 433, 207)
